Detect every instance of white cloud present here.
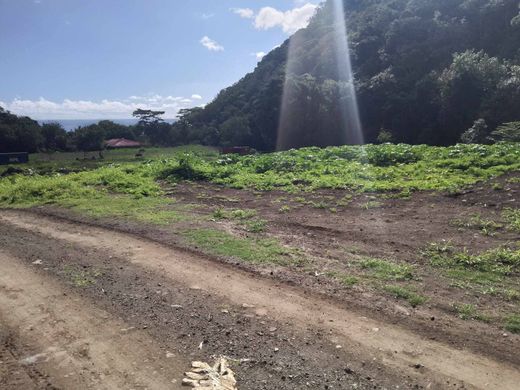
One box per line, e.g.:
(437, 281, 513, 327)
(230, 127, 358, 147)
(231, 8, 254, 19)
(254, 7, 284, 30)
(0, 95, 201, 119)
(252, 52, 266, 61)
(200, 36, 224, 52)
(254, 3, 317, 34)
(201, 13, 214, 20)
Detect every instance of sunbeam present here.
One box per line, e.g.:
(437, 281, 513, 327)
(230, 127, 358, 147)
(276, 0, 364, 151)
(331, 0, 364, 145)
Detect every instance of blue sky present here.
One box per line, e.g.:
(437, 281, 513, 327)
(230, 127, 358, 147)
(0, 0, 319, 119)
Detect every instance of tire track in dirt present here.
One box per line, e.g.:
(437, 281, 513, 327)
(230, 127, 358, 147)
(1, 210, 519, 389)
(0, 250, 187, 389)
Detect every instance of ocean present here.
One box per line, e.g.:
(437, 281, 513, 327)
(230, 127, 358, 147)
(38, 119, 175, 131)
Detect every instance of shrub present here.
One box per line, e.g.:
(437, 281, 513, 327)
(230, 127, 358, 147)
(460, 119, 488, 144)
(376, 129, 394, 144)
(159, 154, 209, 181)
(489, 122, 520, 142)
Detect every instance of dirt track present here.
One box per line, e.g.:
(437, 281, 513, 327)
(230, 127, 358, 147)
(0, 251, 185, 389)
(1, 210, 519, 389)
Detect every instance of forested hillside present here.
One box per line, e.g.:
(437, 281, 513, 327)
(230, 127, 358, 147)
(174, 0, 520, 150)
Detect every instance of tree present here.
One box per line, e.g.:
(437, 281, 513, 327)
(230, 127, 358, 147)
(0, 106, 42, 153)
(97, 120, 136, 140)
(74, 125, 105, 153)
(377, 129, 394, 143)
(460, 119, 488, 144)
(489, 121, 520, 142)
(165, 0, 520, 149)
(132, 109, 169, 146)
(41, 122, 68, 151)
(219, 116, 251, 146)
(132, 109, 165, 126)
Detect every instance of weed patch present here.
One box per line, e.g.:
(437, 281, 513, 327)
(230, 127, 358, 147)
(384, 285, 427, 307)
(183, 228, 299, 265)
(68, 195, 186, 225)
(63, 266, 101, 287)
(424, 243, 520, 276)
(453, 303, 491, 322)
(502, 208, 520, 233)
(450, 214, 502, 236)
(504, 315, 520, 334)
(362, 201, 382, 209)
(211, 208, 266, 233)
(360, 258, 414, 280)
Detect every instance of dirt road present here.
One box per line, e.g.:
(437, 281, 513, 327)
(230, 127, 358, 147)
(0, 210, 519, 389)
(0, 251, 185, 389)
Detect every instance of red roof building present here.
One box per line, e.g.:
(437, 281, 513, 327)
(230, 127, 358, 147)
(105, 138, 142, 148)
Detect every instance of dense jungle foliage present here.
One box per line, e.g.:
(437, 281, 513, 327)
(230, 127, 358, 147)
(173, 0, 520, 150)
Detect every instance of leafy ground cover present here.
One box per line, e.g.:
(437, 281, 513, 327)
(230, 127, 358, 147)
(384, 285, 427, 308)
(187, 143, 520, 192)
(1, 144, 518, 211)
(422, 242, 520, 318)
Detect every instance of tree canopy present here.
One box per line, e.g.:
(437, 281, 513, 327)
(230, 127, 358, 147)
(171, 0, 520, 150)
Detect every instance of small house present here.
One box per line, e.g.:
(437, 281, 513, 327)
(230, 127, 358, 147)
(104, 138, 142, 149)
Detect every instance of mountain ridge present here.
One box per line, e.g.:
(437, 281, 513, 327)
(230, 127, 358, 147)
(173, 0, 520, 150)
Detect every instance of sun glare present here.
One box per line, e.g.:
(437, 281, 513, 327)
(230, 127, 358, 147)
(277, 0, 363, 150)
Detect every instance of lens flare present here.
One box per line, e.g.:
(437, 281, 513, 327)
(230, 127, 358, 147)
(331, 0, 364, 145)
(276, 0, 364, 150)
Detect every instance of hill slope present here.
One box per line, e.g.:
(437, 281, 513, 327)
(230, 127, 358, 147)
(174, 0, 520, 150)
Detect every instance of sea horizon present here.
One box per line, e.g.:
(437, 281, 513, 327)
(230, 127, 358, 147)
(38, 118, 177, 131)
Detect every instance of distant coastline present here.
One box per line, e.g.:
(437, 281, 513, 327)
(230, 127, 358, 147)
(38, 119, 176, 131)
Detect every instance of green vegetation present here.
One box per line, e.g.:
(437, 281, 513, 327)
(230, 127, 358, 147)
(183, 228, 297, 265)
(169, 143, 520, 192)
(503, 208, 520, 233)
(362, 201, 382, 210)
(70, 195, 186, 225)
(451, 214, 502, 236)
(423, 242, 520, 296)
(384, 285, 427, 307)
(0, 148, 213, 223)
(243, 219, 267, 233)
(504, 289, 520, 302)
(453, 303, 490, 322)
(325, 271, 359, 287)
(279, 205, 291, 213)
(229, 209, 257, 220)
(172, 0, 520, 150)
(360, 258, 413, 281)
(504, 315, 520, 334)
(490, 122, 520, 143)
(0, 144, 518, 225)
(340, 275, 359, 287)
(211, 208, 266, 233)
(424, 243, 520, 276)
(63, 266, 101, 287)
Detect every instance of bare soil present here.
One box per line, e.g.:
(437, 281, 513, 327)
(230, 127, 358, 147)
(0, 172, 519, 389)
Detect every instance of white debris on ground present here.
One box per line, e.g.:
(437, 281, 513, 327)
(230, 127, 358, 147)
(182, 357, 238, 389)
